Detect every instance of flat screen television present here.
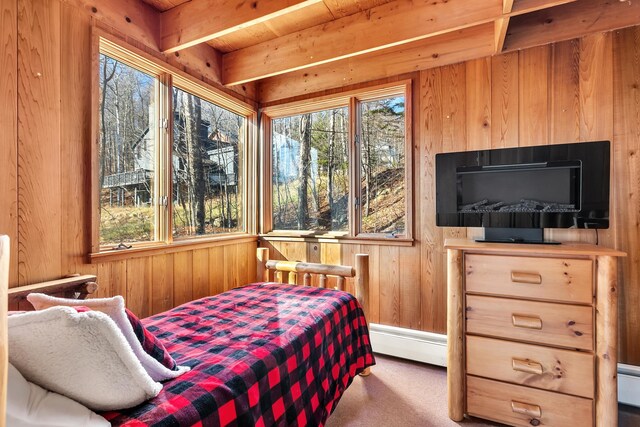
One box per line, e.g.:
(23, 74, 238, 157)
(435, 141, 610, 244)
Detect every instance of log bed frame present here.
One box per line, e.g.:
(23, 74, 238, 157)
(0, 242, 371, 425)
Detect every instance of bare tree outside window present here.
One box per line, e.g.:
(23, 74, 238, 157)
(271, 108, 349, 231)
(359, 96, 406, 234)
(172, 88, 245, 237)
(98, 53, 156, 246)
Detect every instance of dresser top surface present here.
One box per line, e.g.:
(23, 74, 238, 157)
(444, 239, 626, 257)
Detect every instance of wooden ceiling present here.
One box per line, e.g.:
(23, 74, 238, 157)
(137, 0, 640, 97)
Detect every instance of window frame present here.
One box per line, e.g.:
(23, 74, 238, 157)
(260, 80, 413, 243)
(91, 30, 258, 259)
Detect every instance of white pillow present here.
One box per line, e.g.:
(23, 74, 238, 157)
(7, 363, 110, 427)
(8, 306, 162, 411)
(27, 293, 189, 382)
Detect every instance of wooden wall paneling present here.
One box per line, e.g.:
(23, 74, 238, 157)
(579, 32, 614, 142)
(547, 39, 592, 242)
(223, 244, 239, 291)
(151, 254, 174, 314)
(518, 45, 550, 147)
(440, 64, 469, 242)
(378, 245, 400, 326)
(60, 2, 96, 276)
(306, 242, 321, 263)
(17, 0, 62, 285)
(439, 63, 468, 326)
(236, 241, 250, 286)
(208, 246, 225, 295)
(399, 245, 421, 329)
(579, 32, 616, 249)
(95, 260, 126, 299)
(491, 51, 519, 149)
(465, 57, 492, 151)
(550, 39, 580, 144)
(613, 26, 640, 365)
(173, 251, 193, 306)
(63, 0, 160, 50)
(321, 242, 341, 289)
(398, 75, 422, 330)
(0, 236, 8, 424)
(126, 257, 152, 317)
(192, 248, 210, 299)
(0, 0, 18, 288)
(465, 59, 492, 241)
(419, 67, 445, 333)
(305, 243, 321, 286)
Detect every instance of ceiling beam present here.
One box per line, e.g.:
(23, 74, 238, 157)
(504, 0, 640, 51)
(495, 17, 510, 54)
(509, 0, 576, 17)
(258, 23, 495, 104)
(503, 0, 515, 14)
(222, 0, 503, 86)
(160, 0, 323, 53)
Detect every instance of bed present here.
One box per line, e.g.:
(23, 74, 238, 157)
(1, 243, 374, 427)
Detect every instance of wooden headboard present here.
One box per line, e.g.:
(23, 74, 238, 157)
(7, 275, 98, 311)
(256, 247, 370, 318)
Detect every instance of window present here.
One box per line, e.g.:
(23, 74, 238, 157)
(358, 96, 406, 235)
(94, 34, 255, 254)
(98, 54, 158, 246)
(271, 107, 349, 232)
(172, 87, 245, 238)
(263, 82, 412, 240)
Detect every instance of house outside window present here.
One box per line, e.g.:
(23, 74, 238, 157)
(93, 34, 255, 255)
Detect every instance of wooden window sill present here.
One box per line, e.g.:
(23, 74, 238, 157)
(259, 233, 414, 247)
(90, 234, 258, 263)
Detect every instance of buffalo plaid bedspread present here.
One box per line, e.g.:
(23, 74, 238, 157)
(102, 283, 375, 426)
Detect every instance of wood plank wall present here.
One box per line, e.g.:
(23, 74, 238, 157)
(259, 27, 640, 365)
(0, 0, 258, 317)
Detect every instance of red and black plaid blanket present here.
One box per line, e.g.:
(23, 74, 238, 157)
(102, 283, 375, 426)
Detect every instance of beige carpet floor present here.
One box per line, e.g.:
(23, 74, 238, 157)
(328, 354, 640, 427)
(327, 355, 495, 427)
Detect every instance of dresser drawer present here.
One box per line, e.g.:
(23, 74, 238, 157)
(466, 335, 594, 398)
(467, 376, 593, 427)
(465, 254, 593, 304)
(466, 295, 593, 350)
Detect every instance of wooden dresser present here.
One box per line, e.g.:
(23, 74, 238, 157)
(445, 239, 625, 427)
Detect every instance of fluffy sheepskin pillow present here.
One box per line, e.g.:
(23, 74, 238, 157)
(8, 307, 162, 411)
(27, 293, 189, 382)
(7, 363, 110, 427)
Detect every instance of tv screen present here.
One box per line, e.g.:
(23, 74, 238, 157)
(435, 141, 610, 231)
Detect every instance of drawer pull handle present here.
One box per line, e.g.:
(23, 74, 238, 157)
(511, 271, 542, 284)
(511, 401, 542, 418)
(512, 314, 543, 330)
(512, 358, 544, 375)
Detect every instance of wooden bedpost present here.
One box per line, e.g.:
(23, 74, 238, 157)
(355, 254, 371, 377)
(1, 235, 10, 427)
(257, 247, 269, 282)
(355, 254, 369, 319)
